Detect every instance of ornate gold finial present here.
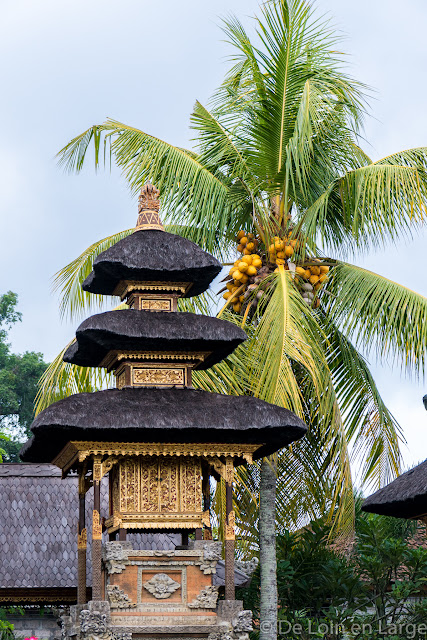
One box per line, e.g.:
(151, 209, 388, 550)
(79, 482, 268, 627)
(135, 183, 164, 231)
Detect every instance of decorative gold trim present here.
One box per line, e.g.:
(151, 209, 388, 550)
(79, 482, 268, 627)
(101, 349, 209, 372)
(105, 512, 205, 532)
(93, 454, 118, 481)
(113, 280, 192, 299)
(77, 527, 87, 550)
(202, 510, 211, 528)
(92, 510, 102, 540)
(53, 441, 260, 475)
(225, 510, 236, 541)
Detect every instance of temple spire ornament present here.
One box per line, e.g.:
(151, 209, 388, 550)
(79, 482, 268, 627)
(135, 183, 164, 231)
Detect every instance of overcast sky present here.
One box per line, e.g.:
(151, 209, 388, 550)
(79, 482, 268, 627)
(1, 0, 427, 469)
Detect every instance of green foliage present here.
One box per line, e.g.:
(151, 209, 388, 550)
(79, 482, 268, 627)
(0, 292, 47, 461)
(239, 512, 427, 639)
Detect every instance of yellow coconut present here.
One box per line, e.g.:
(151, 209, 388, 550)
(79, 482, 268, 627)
(284, 245, 294, 257)
(247, 265, 257, 276)
(309, 275, 319, 285)
(238, 262, 249, 273)
(237, 244, 244, 253)
(233, 270, 243, 280)
(295, 266, 306, 277)
(311, 266, 321, 276)
(242, 255, 253, 264)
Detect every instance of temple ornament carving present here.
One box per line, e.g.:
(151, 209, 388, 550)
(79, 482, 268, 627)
(142, 573, 181, 599)
(106, 585, 136, 609)
(188, 585, 219, 609)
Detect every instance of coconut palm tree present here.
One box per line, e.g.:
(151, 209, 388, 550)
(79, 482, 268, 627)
(39, 1, 427, 637)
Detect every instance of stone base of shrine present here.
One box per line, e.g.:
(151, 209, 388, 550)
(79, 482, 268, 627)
(60, 543, 252, 640)
(61, 599, 251, 640)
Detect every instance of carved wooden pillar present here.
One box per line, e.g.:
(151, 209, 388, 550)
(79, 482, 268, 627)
(203, 466, 212, 540)
(77, 489, 87, 604)
(224, 457, 235, 601)
(92, 479, 102, 601)
(119, 528, 127, 541)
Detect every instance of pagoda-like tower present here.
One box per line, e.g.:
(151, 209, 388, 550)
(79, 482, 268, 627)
(21, 185, 307, 640)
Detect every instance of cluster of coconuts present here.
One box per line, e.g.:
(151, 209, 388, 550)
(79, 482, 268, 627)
(221, 230, 330, 315)
(222, 232, 263, 314)
(294, 261, 329, 308)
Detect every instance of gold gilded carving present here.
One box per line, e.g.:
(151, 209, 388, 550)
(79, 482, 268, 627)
(120, 459, 140, 512)
(116, 370, 126, 389)
(136, 184, 164, 231)
(113, 280, 192, 299)
(106, 512, 205, 531)
(225, 457, 235, 486)
(56, 442, 259, 476)
(140, 458, 159, 512)
(93, 455, 103, 482)
(92, 510, 102, 540)
(77, 527, 87, 550)
(160, 458, 179, 512)
(132, 367, 184, 386)
(101, 350, 209, 372)
(225, 510, 236, 541)
(202, 510, 211, 528)
(181, 457, 202, 512)
(141, 299, 171, 311)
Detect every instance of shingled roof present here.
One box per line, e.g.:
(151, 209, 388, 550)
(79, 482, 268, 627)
(63, 310, 247, 369)
(362, 458, 427, 519)
(20, 387, 308, 463)
(0, 464, 179, 603)
(82, 230, 222, 297)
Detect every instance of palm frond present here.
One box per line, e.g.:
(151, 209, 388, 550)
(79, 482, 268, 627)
(52, 229, 133, 321)
(325, 261, 427, 374)
(302, 148, 427, 255)
(35, 339, 113, 415)
(319, 315, 403, 489)
(57, 120, 232, 255)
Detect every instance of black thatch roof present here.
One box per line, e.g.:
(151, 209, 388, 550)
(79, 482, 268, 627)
(82, 230, 222, 297)
(362, 459, 427, 519)
(63, 309, 247, 369)
(20, 387, 307, 463)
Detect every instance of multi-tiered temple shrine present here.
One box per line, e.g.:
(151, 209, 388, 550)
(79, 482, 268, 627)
(21, 185, 307, 640)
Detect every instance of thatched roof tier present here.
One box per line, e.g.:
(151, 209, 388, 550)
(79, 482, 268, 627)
(20, 387, 307, 463)
(63, 309, 247, 369)
(362, 459, 427, 519)
(82, 230, 222, 297)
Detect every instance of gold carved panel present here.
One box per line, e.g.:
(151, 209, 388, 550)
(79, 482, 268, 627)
(120, 459, 140, 512)
(140, 458, 159, 512)
(132, 367, 185, 387)
(111, 456, 202, 531)
(140, 298, 172, 311)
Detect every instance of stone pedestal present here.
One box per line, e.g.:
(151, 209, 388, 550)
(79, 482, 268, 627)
(61, 542, 252, 640)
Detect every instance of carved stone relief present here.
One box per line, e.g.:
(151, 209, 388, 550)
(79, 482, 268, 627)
(102, 542, 131, 574)
(194, 541, 222, 574)
(106, 585, 136, 609)
(235, 556, 259, 576)
(188, 585, 219, 609)
(143, 573, 181, 599)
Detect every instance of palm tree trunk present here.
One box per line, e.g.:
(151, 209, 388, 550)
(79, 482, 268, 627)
(259, 455, 278, 640)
